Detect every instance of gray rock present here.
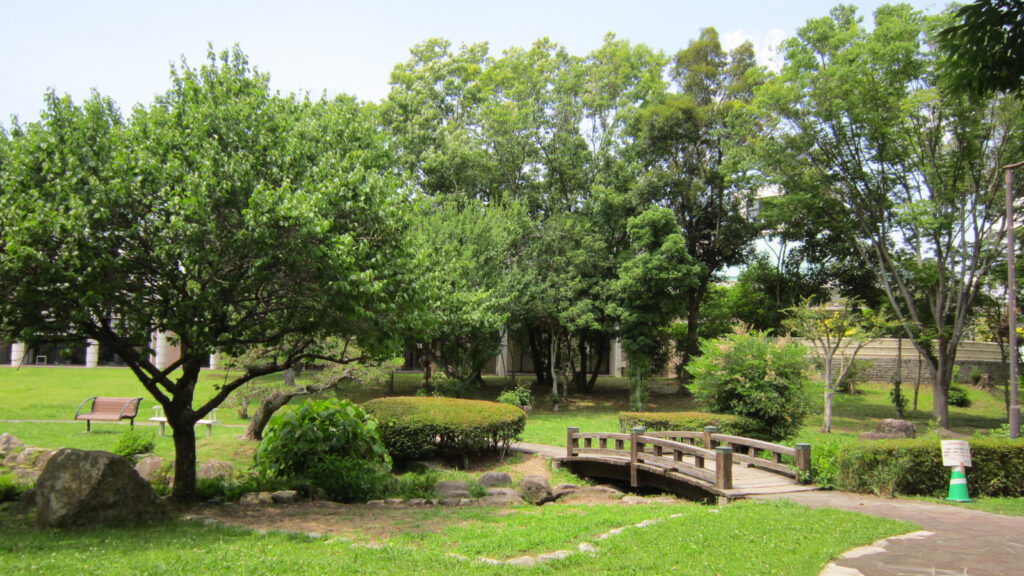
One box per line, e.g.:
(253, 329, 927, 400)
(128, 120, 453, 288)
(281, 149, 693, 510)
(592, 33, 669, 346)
(517, 474, 553, 505)
(552, 483, 582, 499)
(0, 433, 24, 458)
(436, 480, 471, 498)
(621, 495, 649, 505)
(478, 493, 526, 506)
(134, 456, 169, 484)
(505, 556, 538, 567)
(12, 468, 40, 485)
(486, 487, 520, 497)
(35, 449, 166, 528)
(197, 460, 236, 481)
(385, 498, 404, 505)
(366, 500, 386, 508)
(271, 490, 300, 503)
(238, 492, 274, 505)
(477, 471, 512, 487)
(537, 550, 572, 561)
(875, 419, 916, 438)
(407, 498, 427, 506)
(15, 488, 36, 513)
(4, 446, 44, 468)
(440, 497, 463, 506)
(32, 450, 58, 471)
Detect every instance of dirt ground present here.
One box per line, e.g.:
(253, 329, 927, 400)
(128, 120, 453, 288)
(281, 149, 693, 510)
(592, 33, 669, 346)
(186, 455, 654, 542)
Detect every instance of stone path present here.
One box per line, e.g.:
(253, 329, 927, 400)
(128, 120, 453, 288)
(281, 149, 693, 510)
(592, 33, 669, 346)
(755, 491, 1024, 576)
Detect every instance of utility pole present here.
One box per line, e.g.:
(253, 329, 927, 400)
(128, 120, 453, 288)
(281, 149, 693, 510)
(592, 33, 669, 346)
(1006, 160, 1024, 439)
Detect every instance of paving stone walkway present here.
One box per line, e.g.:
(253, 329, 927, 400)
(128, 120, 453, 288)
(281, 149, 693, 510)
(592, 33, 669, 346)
(755, 491, 1024, 576)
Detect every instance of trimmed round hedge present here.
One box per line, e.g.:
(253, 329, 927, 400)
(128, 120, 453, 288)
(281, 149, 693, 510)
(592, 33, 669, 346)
(618, 411, 759, 437)
(363, 397, 526, 460)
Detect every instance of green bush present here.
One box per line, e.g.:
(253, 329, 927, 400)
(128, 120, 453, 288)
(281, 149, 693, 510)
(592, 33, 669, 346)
(617, 411, 757, 436)
(497, 381, 533, 409)
(836, 438, 1024, 497)
(113, 428, 156, 466)
(363, 397, 526, 460)
(686, 330, 811, 441)
(255, 399, 392, 502)
(948, 383, 972, 408)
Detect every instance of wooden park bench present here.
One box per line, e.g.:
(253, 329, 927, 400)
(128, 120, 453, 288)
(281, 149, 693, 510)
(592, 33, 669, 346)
(74, 396, 143, 432)
(149, 406, 219, 438)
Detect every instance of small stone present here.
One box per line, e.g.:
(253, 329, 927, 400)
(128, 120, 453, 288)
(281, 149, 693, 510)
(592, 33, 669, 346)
(238, 493, 264, 505)
(386, 498, 404, 505)
(32, 450, 58, 470)
(13, 468, 40, 485)
(505, 556, 538, 567)
(486, 487, 520, 497)
(440, 497, 463, 506)
(4, 446, 43, 468)
(134, 456, 168, 484)
(477, 471, 512, 487)
(478, 493, 526, 506)
(621, 495, 649, 505)
(197, 459, 235, 481)
(537, 550, 572, 561)
(407, 498, 426, 506)
(653, 496, 676, 504)
(552, 483, 581, 492)
(578, 542, 599, 553)
(271, 490, 299, 503)
(457, 498, 473, 506)
(366, 500, 386, 508)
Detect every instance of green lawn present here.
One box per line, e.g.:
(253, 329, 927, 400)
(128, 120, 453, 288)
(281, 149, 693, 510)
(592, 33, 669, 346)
(0, 499, 913, 576)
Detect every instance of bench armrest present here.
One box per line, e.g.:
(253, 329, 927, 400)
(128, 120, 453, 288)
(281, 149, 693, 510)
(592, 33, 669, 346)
(75, 396, 98, 419)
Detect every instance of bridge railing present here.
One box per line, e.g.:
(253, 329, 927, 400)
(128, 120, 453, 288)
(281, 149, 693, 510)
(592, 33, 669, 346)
(708, 433, 811, 480)
(565, 426, 812, 490)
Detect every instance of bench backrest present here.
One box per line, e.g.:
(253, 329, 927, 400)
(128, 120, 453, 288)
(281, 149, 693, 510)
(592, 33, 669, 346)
(91, 397, 142, 418)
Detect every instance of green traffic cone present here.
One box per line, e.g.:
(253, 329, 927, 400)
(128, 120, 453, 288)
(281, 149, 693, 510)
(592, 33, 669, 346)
(946, 467, 972, 502)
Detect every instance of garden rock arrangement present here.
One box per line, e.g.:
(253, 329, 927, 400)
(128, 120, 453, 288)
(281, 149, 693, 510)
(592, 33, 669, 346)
(859, 419, 916, 440)
(0, 434, 57, 486)
(35, 448, 166, 528)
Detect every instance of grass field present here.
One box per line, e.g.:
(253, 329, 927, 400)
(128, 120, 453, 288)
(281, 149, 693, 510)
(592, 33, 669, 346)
(0, 499, 913, 576)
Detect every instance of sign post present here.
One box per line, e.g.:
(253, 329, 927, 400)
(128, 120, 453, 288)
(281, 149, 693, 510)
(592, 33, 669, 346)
(941, 440, 972, 502)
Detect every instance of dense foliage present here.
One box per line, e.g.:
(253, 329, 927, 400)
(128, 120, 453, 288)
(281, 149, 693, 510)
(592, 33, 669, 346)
(836, 438, 1024, 498)
(255, 399, 392, 502)
(617, 411, 755, 436)
(363, 397, 526, 460)
(687, 330, 811, 441)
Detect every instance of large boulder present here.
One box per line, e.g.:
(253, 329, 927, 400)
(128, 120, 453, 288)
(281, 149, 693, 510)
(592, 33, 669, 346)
(35, 449, 166, 528)
(478, 471, 512, 488)
(197, 460, 236, 481)
(135, 456, 171, 485)
(436, 481, 471, 499)
(517, 475, 554, 505)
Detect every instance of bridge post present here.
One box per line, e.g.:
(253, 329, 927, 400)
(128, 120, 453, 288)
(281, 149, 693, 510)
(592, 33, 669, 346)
(630, 426, 645, 487)
(703, 426, 718, 449)
(567, 427, 579, 459)
(794, 443, 811, 480)
(716, 446, 733, 490)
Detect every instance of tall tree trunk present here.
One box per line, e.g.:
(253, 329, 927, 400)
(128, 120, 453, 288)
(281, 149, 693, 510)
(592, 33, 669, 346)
(242, 391, 294, 441)
(584, 338, 606, 393)
(934, 335, 953, 429)
(574, 337, 588, 393)
(822, 352, 834, 433)
(528, 326, 551, 390)
(679, 290, 703, 391)
(549, 332, 559, 402)
(170, 421, 198, 503)
(914, 354, 922, 411)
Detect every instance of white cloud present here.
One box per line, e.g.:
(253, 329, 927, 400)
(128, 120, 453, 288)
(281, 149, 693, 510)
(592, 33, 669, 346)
(720, 28, 787, 72)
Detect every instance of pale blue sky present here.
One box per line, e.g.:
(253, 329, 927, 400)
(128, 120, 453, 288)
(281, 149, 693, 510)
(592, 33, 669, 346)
(2, 0, 946, 125)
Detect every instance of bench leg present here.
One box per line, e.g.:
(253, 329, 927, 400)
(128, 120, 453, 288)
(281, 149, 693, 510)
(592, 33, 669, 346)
(130, 418, 135, 429)
(159, 421, 166, 436)
(86, 419, 91, 433)
(205, 423, 213, 438)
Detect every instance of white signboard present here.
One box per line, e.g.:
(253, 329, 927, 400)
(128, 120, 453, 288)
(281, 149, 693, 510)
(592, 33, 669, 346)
(941, 440, 972, 467)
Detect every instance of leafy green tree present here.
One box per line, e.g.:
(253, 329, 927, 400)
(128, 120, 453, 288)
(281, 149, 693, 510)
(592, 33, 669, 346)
(783, 297, 895, 432)
(630, 28, 765, 385)
(0, 47, 424, 501)
(611, 208, 700, 410)
(753, 5, 1024, 428)
(938, 0, 1024, 97)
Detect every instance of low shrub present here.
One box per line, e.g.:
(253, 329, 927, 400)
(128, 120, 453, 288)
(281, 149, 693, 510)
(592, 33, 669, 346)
(836, 438, 1024, 497)
(255, 399, 392, 502)
(497, 381, 533, 409)
(113, 428, 156, 466)
(686, 330, 811, 441)
(948, 383, 972, 408)
(617, 411, 757, 437)
(0, 474, 29, 503)
(363, 397, 526, 460)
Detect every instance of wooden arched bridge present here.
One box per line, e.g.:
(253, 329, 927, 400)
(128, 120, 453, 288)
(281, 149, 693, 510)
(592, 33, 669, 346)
(557, 426, 817, 502)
